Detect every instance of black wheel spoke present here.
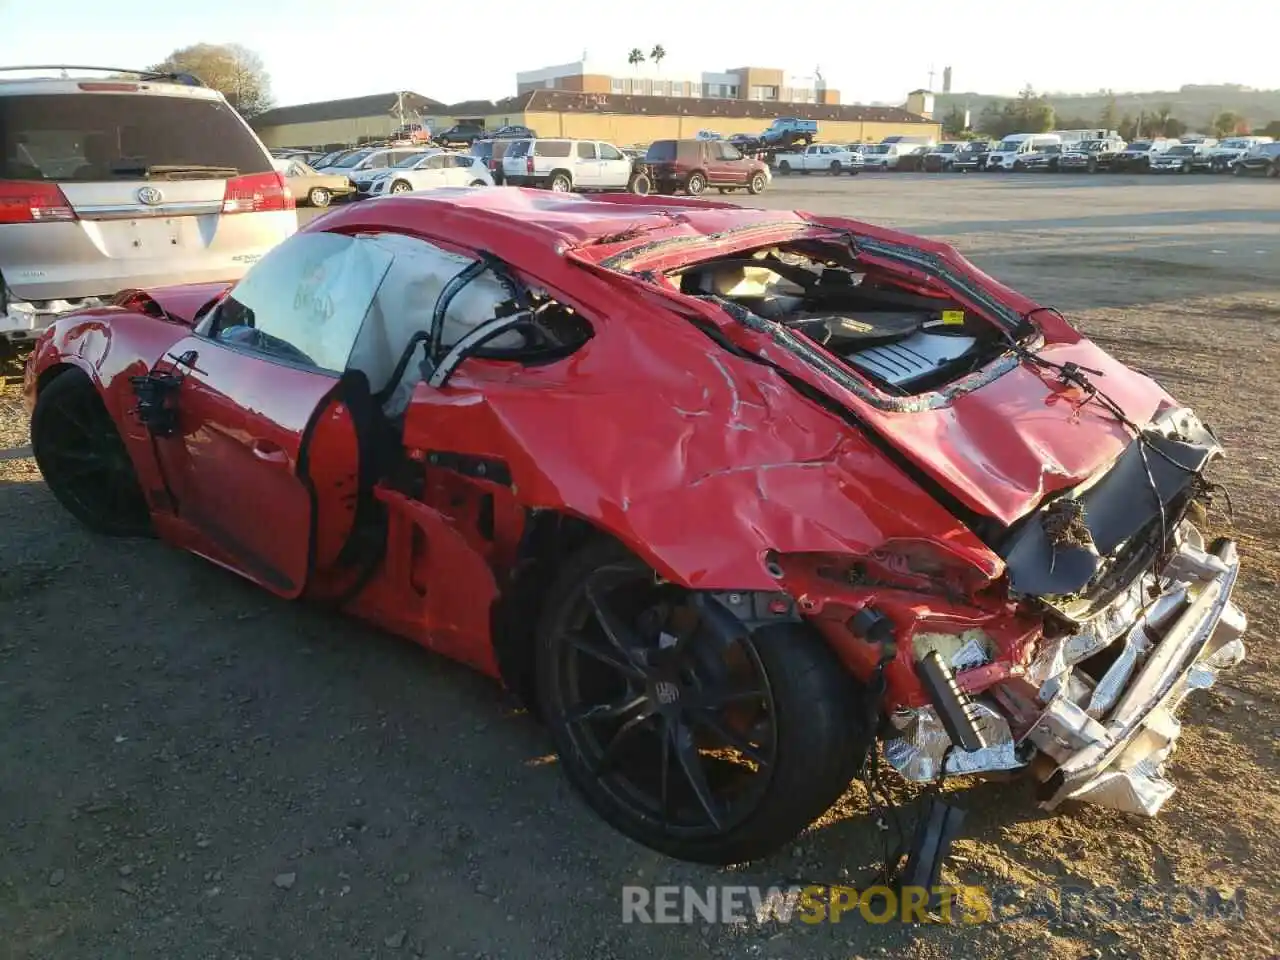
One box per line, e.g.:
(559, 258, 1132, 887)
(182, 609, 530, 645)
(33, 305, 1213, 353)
(592, 712, 656, 775)
(689, 709, 770, 769)
(565, 632, 647, 681)
(584, 574, 650, 669)
(567, 693, 648, 724)
(671, 720, 725, 831)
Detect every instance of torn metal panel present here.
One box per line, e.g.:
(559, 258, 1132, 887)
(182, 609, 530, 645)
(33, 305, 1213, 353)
(1001, 407, 1222, 602)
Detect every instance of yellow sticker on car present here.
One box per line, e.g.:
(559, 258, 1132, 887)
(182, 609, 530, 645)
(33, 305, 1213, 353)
(941, 310, 966, 326)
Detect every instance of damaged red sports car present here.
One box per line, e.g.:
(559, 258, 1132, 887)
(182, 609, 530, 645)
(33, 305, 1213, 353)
(23, 188, 1247, 865)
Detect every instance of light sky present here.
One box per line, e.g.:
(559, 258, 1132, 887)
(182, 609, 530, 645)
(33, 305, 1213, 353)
(1, 0, 1274, 109)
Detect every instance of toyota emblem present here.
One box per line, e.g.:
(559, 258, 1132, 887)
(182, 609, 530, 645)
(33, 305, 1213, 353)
(137, 186, 164, 206)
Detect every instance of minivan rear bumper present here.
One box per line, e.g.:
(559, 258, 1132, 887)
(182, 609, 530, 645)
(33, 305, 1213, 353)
(1, 292, 107, 344)
(0, 209, 294, 305)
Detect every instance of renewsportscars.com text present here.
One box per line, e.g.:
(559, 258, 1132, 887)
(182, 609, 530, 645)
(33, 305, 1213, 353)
(621, 884, 1248, 926)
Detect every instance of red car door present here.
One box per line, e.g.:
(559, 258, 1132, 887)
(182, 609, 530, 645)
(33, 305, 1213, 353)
(145, 231, 393, 598)
(150, 336, 350, 598)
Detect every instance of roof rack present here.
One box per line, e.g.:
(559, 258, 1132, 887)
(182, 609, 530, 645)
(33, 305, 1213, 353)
(0, 65, 205, 86)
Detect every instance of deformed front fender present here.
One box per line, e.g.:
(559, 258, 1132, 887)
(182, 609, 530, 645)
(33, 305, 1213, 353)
(401, 318, 1003, 593)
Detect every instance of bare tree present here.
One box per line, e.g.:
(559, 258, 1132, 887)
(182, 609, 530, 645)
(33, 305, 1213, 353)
(150, 43, 274, 118)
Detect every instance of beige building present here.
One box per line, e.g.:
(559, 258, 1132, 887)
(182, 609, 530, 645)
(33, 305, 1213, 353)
(253, 88, 940, 152)
(251, 91, 443, 150)
(515, 59, 842, 106)
(424, 91, 939, 150)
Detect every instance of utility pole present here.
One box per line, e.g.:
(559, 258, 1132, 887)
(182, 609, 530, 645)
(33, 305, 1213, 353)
(927, 64, 936, 90)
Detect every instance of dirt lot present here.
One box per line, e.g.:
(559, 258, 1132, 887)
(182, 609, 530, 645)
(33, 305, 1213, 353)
(3, 174, 1278, 960)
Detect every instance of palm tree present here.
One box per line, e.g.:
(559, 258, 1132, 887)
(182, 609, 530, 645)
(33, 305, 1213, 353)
(628, 48, 646, 72)
(650, 45, 666, 71)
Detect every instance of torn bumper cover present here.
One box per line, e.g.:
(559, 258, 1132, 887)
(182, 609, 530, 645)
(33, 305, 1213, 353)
(1030, 534, 1245, 815)
(882, 408, 1246, 816)
(883, 528, 1247, 816)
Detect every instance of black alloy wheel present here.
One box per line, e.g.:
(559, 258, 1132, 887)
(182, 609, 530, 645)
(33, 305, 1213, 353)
(537, 541, 870, 864)
(31, 369, 151, 536)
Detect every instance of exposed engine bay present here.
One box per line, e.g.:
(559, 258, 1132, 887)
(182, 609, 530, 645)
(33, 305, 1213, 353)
(672, 248, 1007, 395)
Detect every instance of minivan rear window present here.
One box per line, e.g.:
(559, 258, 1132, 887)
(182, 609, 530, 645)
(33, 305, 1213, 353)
(533, 141, 572, 158)
(0, 92, 272, 182)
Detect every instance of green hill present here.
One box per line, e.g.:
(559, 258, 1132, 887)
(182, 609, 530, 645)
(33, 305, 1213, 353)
(934, 85, 1280, 132)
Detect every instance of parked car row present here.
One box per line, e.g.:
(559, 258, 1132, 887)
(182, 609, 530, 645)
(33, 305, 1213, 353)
(276, 135, 775, 206)
(931, 134, 1278, 176)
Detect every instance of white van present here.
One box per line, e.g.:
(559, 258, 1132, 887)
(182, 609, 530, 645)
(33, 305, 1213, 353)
(985, 133, 1062, 171)
(862, 141, 929, 171)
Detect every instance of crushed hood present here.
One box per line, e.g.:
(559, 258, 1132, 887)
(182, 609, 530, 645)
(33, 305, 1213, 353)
(117, 281, 231, 326)
(843, 336, 1176, 526)
(567, 218, 1177, 528)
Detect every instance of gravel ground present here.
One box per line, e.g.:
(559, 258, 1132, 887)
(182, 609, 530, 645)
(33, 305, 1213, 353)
(2, 173, 1278, 960)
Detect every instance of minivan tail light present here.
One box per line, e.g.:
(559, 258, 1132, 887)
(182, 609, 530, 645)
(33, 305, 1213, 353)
(221, 171, 295, 214)
(0, 181, 77, 223)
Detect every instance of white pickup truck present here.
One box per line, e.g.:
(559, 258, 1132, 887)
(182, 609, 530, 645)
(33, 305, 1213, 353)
(774, 143, 862, 176)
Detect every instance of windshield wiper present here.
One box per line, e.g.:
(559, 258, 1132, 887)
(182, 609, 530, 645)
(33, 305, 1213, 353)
(109, 163, 240, 180)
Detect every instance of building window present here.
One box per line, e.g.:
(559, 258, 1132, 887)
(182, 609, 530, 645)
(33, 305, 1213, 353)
(611, 78, 624, 93)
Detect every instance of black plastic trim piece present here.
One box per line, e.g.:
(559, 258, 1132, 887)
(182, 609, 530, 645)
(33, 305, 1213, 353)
(424, 450, 513, 487)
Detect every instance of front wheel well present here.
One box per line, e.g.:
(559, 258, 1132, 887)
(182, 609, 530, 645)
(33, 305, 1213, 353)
(36, 361, 82, 396)
(489, 509, 615, 713)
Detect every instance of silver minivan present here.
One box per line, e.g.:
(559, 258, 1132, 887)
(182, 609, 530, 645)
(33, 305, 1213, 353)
(0, 67, 296, 347)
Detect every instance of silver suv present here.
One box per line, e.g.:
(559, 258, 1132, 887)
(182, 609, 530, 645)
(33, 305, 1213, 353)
(0, 66, 296, 348)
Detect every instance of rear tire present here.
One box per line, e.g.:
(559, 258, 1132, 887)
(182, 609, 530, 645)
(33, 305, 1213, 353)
(469, 179, 487, 187)
(308, 187, 331, 207)
(535, 540, 871, 865)
(629, 172, 652, 195)
(549, 171, 573, 192)
(32, 369, 152, 537)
